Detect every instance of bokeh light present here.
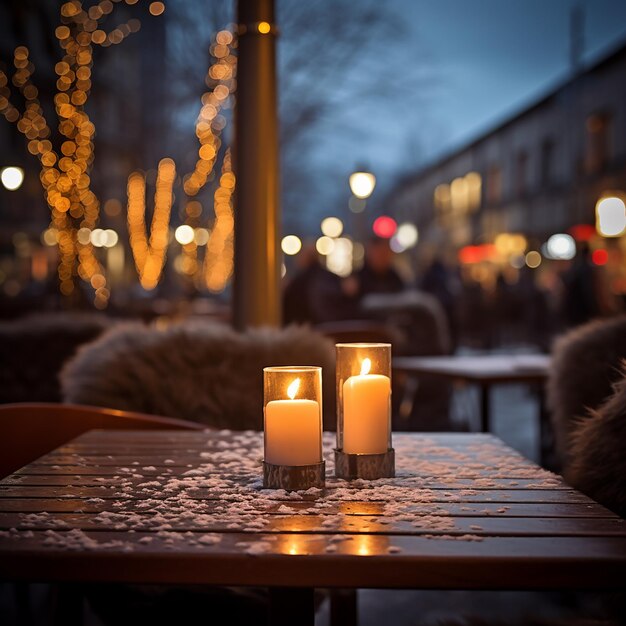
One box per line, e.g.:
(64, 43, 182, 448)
(41, 228, 59, 246)
(103, 229, 118, 248)
(495, 233, 527, 256)
(103, 198, 122, 217)
(77, 227, 91, 245)
(90, 229, 104, 247)
(90, 228, 118, 248)
(592, 248, 608, 265)
(372, 216, 397, 239)
(545, 233, 576, 260)
(149, 2, 165, 16)
(281, 235, 302, 256)
(596, 196, 626, 237)
(321, 217, 343, 238)
(349, 171, 376, 199)
(316, 236, 335, 256)
(175, 225, 195, 245)
(326, 237, 353, 276)
(525, 250, 542, 268)
(0, 166, 24, 190)
(194, 228, 210, 246)
(394, 223, 418, 249)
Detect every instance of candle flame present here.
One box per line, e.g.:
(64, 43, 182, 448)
(287, 377, 300, 400)
(360, 358, 371, 376)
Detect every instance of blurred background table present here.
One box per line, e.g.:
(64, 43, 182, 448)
(393, 354, 552, 461)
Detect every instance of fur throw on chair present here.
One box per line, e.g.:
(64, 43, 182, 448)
(61, 322, 336, 430)
(566, 364, 626, 518)
(547, 315, 626, 468)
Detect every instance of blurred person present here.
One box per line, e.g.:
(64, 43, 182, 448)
(517, 265, 552, 349)
(351, 236, 405, 300)
(282, 243, 350, 324)
(493, 272, 517, 346)
(457, 270, 489, 349)
(420, 256, 460, 350)
(560, 242, 618, 327)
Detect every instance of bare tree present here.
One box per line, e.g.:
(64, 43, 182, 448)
(166, 0, 434, 233)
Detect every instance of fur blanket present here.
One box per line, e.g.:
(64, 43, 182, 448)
(566, 363, 626, 518)
(61, 322, 337, 430)
(547, 315, 626, 468)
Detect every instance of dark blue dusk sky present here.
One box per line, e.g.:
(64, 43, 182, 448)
(404, 0, 626, 156)
(313, 0, 626, 203)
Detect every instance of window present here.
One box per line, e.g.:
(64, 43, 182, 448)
(540, 139, 555, 187)
(515, 151, 528, 197)
(487, 166, 501, 205)
(586, 112, 612, 173)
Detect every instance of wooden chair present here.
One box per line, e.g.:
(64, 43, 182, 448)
(0, 402, 204, 478)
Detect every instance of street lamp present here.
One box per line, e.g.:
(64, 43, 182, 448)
(596, 195, 626, 237)
(349, 170, 376, 199)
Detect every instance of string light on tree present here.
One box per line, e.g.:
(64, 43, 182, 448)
(204, 149, 235, 292)
(0, 0, 157, 307)
(183, 29, 237, 292)
(127, 157, 176, 290)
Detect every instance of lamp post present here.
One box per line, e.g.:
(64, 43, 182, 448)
(349, 168, 376, 244)
(596, 194, 626, 238)
(349, 170, 376, 200)
(233, 0, 281, 329)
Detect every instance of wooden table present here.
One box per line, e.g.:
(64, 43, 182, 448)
(1, 429, 625, 625)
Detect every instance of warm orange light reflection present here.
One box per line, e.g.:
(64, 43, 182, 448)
(337, 502, 389, 555)
(286, 537, 305, 555)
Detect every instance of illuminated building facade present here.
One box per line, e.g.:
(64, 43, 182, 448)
(387, 42, 626, 262)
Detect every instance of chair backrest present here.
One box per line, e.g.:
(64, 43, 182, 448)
(60, 321, 337, 431)
(548, 315, 626, 469)
(315, 320, 402, 346)
(361, 290, 452, 356)
(565, 365, 626, 518)
(0, 402, 204, 478)
(0, 312, 112, 404)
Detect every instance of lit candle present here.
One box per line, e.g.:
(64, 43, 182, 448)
(343, 358, 391, 454)
(265, 378, 321, 466)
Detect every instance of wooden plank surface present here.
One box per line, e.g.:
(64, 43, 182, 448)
(1, 430, 625, 590)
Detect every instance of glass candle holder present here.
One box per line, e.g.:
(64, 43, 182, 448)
(263, 366, 325, 490)
(335, 343, 394, 479)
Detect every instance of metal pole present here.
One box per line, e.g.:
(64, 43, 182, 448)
(233, 0, 281, 329)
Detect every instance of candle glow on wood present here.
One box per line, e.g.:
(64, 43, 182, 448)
(343, 357, 391, 454)
(264, 377, 321, 466)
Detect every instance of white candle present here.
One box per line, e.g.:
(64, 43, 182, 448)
(265, 378, 321, 466)
(343, 358, 391, 454)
